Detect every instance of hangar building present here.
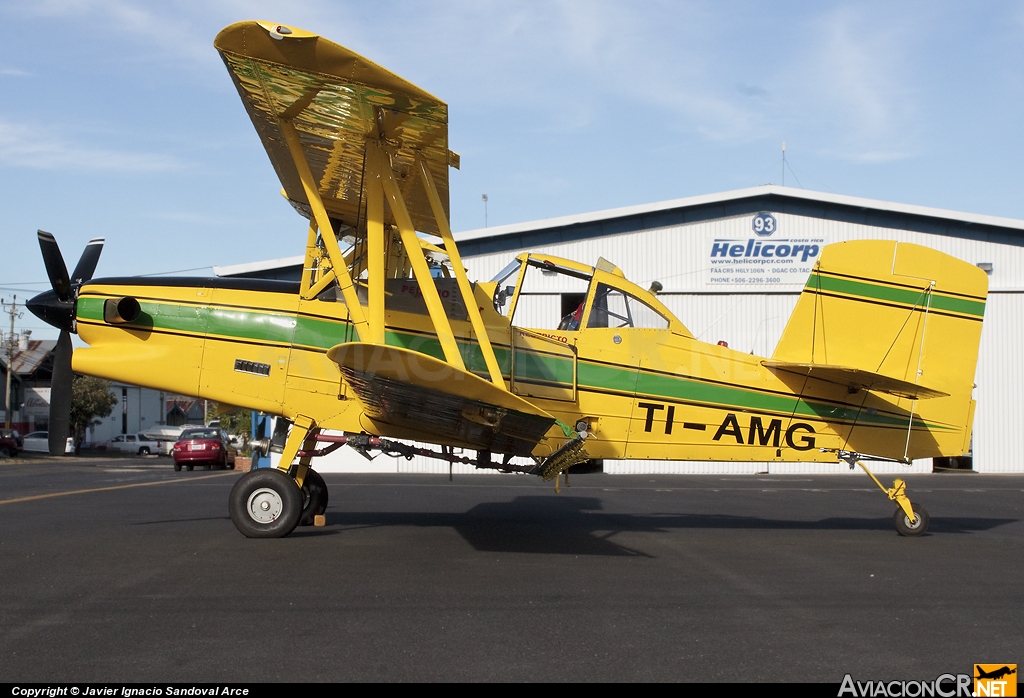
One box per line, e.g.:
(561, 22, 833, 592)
(218, 185, 1024, 475)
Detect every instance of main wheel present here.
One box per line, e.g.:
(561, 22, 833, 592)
(139, 447, 151, 456)
(299, 469, 329, 526)
(229, 469, 302, 538)
(173, 461, 181, 472)
(0, 445, 12, 458)
(185, 463, 193, 471)
(894, 502, 929, 536)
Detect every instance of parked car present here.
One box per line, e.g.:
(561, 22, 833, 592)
(22, 431, 75, 454)
(141, 426, 185, 455)
(106, 433, 163, 456)
(172, 427, 237, 471)
(0, 428, 21, 458)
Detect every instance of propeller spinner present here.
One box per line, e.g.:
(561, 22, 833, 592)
(26, 231, 104, 455)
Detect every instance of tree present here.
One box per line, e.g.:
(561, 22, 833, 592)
(205, 402, 251, 442)
(220, 408, 251, 440)
(69, 375, 117, 454)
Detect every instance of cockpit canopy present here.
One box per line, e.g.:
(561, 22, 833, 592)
(490, 253, 691, 336)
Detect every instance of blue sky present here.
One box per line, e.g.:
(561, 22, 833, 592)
(3, 1, 1024, 339)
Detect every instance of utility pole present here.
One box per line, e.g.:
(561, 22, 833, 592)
(482, 194, 489, 228)
(781, 141, 786, 187)
(1, 296, 24, 429)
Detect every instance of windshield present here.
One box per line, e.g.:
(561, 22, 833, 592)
(491, 259, 522, 315)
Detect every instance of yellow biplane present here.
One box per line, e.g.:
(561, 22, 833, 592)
(27, 21, 987, 538)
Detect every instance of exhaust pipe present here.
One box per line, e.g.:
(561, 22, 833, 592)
(103, 296, 141, 324)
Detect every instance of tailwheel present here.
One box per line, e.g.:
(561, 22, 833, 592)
(299, 469, 329, 526)
(229, 469, 302, 538)
(894, 502, 929, 537)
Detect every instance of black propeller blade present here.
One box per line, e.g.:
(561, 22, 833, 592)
(25, 231, 105, 456)
(70, 238, 104, 287)
(37, 230, 71, 302)
(27, 232, 105, 333)
(48, 331, 73, 456)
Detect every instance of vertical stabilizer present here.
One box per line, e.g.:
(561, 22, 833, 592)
(771, 240, 987, 459)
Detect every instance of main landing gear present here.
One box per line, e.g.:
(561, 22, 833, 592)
(226, 413, 575, 538)
(229, 468, 303, 538)
(838, 452, 930, 536)
(229, 415, 331, 538)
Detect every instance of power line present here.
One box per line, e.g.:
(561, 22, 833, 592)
(138, 266, 213, 277)
(0, 286, 44, 294)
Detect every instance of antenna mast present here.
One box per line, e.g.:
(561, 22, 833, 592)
(782, 141, 786, 187)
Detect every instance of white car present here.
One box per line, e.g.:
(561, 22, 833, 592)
(22, 431, 75, 454)
(106, 433, 162, 456)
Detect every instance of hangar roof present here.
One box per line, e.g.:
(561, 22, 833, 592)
(214, 255, 304, 280)
(216, 185, 1024, 280)
(455, 185, 1024, 257)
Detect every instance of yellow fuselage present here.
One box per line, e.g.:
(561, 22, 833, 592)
(73, 267, 974, 464)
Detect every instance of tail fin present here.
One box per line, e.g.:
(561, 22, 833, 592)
(771, 240, 987, 460)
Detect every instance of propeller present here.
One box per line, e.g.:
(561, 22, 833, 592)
(26, 231, 104, 456)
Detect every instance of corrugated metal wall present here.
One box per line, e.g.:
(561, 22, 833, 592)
(972, 292, 1024, 472)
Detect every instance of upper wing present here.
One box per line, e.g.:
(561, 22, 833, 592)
(214, 21, 454, 235)
(327, 343, 557, 455)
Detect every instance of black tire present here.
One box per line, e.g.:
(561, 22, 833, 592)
(229, 469, 302, 538)
(894, 502, 929, 536)
(139, 447, 150, 456)
(173, 461, 181, 472)
(299, 469, 329, 526)
(0, 445, 11, 459)
(185, 463, 193, 471)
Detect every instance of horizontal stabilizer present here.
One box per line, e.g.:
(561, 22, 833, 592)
(762, 361, 949, 400)
(327, 343, 555, 454)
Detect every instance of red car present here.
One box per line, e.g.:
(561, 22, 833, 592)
(0, 429, 21, 458)
(172, 428, 237, 471)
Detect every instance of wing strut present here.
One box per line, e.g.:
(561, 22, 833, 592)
(371, 141, 465, 369)
(417, 159, 505, 387)
(279, 119, 369, 342)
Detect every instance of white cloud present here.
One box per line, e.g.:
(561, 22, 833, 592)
(843, 150, 913, 164)
(779, 7, 922, 162)
(0, 120, 182, 172)
(0, 67, 31, 76)
(8, 0, 222, 64)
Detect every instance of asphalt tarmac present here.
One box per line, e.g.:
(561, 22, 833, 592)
(0, 456, 1021, 682)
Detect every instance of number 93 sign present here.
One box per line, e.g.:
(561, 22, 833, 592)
(752, 212, 777, 236)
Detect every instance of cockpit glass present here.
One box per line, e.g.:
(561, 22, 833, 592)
(511, 258, 592, 329)
(490, 260, 522, 284)
(587, 283, 670, 329)
(491, 260, 523, 315)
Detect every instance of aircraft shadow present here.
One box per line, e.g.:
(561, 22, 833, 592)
(308, 496, 1017, 555)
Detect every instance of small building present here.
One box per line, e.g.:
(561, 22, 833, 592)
(1, 339, 56, 434)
